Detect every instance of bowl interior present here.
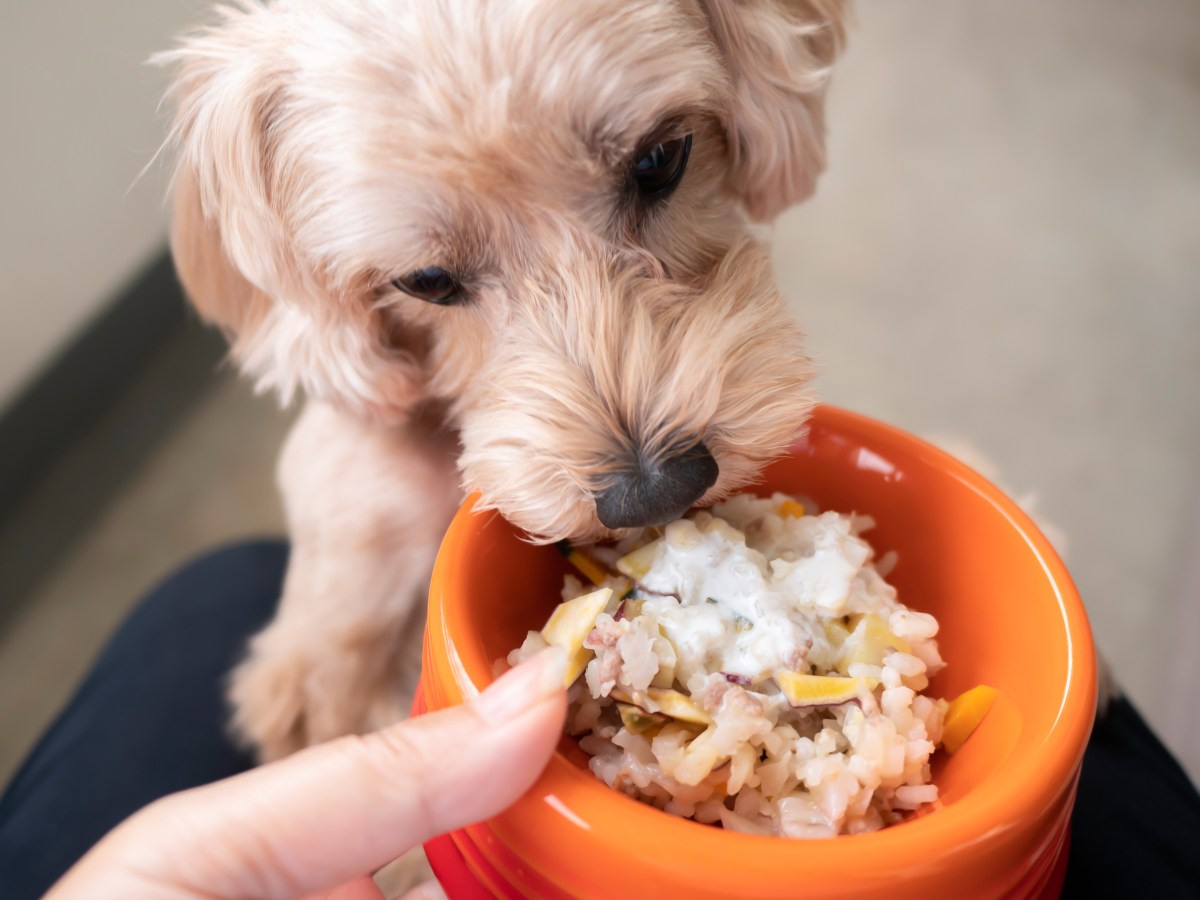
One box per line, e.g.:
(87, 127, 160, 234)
(427, 405, 1096, 892)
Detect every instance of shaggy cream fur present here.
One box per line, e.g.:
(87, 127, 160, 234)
(159, 0, 848, 762)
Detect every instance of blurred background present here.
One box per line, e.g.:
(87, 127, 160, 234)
(1, 0, 1198, 793)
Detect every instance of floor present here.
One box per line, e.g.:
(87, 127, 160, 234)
(0, 359, 295, 781)
(2, 0, 1198, 798)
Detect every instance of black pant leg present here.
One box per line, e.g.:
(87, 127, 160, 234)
(0, 540, 287, 900)
(5, 541, 1200, 897)
(1063, 695, 1200, 896)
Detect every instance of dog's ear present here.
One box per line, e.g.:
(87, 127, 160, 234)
(701, 0, 848, 221)
(157, 9, 424, 423)
(170, 163, 269, 340)
(158, 6, 289, 340)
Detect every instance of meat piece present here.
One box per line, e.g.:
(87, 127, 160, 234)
(584, 615, 627, 696)
(720, 684, 765, 718)
(786, 637, 815, 672)
(700, 672, 734, 711)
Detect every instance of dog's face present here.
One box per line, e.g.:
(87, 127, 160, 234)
(163, 0, 845, 541)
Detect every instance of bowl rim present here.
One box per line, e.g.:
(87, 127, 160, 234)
(425, 404, 1098, 881)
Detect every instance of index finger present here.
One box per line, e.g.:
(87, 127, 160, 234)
(49, 648, 566, 899)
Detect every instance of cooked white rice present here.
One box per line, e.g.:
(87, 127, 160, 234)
(510, 492, 949, 837)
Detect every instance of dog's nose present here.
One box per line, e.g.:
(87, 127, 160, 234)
(594, 442, 719, 529)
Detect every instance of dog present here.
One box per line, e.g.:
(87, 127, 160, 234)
(159, 0, 849, 764)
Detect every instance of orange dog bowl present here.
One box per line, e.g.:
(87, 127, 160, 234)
(416, 405, 1097, 899)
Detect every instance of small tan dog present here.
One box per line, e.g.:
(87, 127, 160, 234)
(160, 0, 849, 763)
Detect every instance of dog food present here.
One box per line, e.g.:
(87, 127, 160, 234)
(511, 492, 992, 837)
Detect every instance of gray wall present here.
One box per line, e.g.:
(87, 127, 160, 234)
(776, 0, 1200, 774)
(0, 1, 197, 409)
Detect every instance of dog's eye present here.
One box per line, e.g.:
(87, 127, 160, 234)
(631, 133, 692, 200)
(391, 267, 462, 305)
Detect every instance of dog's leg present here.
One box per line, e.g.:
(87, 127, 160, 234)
(229, 401, 460, 762)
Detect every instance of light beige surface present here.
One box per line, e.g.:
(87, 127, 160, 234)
(0, 0, 195, 407)
(2, 0, 1198, 792)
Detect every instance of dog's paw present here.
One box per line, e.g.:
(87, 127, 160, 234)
(228, 620, 419, 762)
(227, 637, 312, 763)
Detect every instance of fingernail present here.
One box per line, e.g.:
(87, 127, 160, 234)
(474, 647, 566, 726)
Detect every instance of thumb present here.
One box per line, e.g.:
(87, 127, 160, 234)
(49, 647, 568, 899)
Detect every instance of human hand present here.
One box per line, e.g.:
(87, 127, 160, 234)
(47, 647, 568, 899)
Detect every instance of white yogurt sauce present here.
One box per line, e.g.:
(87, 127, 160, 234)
(635, 495, 883, 683)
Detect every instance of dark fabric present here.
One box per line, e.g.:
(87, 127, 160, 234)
(0, 541, 286, 900)
(1, 540, 1198, 898)
(1062, 694, 1200, 897)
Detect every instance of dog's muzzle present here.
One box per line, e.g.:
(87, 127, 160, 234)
(594, 441, 719, 529)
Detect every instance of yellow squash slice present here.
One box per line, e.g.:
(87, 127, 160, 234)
(646, 687, 712, 725)
(555, 540, 613, 587)
(778, 498, 807, 519)
(834, 614, 912, 673)
(617, 702, 667, 735)
(942, 684, 998, 753)
(775, 671, 873, 708)
(616, 539, 663, 582)
(540, 587, 613, 686)
(673, 727, 726, 785)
